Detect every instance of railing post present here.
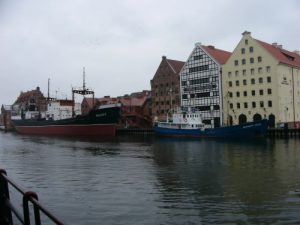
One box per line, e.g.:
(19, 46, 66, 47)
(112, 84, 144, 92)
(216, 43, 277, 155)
(23, 191, 41, 225)
(0, 169, 13, 225)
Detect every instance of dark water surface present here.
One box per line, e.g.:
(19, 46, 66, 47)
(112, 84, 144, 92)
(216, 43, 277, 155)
(1, 132, 300, 225)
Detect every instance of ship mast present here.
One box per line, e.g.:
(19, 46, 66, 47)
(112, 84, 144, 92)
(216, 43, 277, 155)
(72, 67, 95, 117)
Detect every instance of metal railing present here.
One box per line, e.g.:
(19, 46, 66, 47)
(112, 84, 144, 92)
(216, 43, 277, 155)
(0, 169, 67, 225)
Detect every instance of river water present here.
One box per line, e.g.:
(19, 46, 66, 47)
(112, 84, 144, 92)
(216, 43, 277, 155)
(0, 131, 300, 225)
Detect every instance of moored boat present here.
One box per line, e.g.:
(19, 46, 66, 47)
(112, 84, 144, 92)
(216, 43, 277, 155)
(154, 110, 268, 138)
(12, 104, 121, 136)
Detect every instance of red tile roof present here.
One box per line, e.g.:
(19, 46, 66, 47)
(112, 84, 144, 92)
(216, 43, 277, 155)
(120, 96, 148, 107)
(167, 59, 185, 73)
(256, 39, 300, 68)
(202, 45, 232, 65)
(14, 89, 44, 104)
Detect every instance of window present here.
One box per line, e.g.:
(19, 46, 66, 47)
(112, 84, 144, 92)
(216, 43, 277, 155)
(252, 90, 255, 96)
(236, 91, 240, 97)
(229, 81, 232, 87)
(241, 48, 245, 54)
(237, 103, 240, 108)
(194, 55, 203, 60)
(260, 101, 264, 108)
(243, 91, 247, 97)
(259, 77, 263, 83)
(189, 65, 209, 73)
(229, 92, 233, 97)
(250, 58, 254, 64)
(258, 67, 262, 74)
(235, 70, 239, 76)
(230, 103, 233, 109)
(244, 102, 248, 108)
(267, 76, 271, 83)
(243, 69, 246, 75)
(236, 80, 240, 86)
(243, 79, 247, 85)
(252, 102, 256, 108)
(251, 78, 255, 84)
(267, 88, 272, 95)
(242, 59, 246, 65)
(268, 101, 272, 107)
(228, 72, 232, 77)
(245, 39, 248, 45)
(259, 89, 264, 95)
(258, 56, 262, 62)
(266, 66, 271, 73)
(234, 60, 239, 66)
(251, 68, 255, 75)
(249, 46, 254, 52)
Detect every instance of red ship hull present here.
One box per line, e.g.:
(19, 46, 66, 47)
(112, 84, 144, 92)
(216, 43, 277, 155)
(14, 124, 116, 136)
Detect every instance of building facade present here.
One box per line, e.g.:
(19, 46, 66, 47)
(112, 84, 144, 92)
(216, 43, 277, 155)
(13, 87, 47, 115)
(222, 31, 300, 127)
(151, 56, 185, 121)
(180, 43, 231, 127)
(47, 100, 81, 120)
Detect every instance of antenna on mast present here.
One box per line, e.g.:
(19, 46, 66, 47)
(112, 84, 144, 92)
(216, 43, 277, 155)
(47, 78, 50, 99)
(83, 67, 86, 90)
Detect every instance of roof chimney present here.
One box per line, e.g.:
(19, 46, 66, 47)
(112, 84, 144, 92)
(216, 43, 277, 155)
(277, 44, 283, 49)
(207, 45, 215, 49)
(242, 31, 251, 36)
(162, 56, 167, 60)
(272, 42, 277, 47)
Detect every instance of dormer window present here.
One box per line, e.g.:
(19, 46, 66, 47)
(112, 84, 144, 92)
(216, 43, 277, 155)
(282, 52, 295, 61)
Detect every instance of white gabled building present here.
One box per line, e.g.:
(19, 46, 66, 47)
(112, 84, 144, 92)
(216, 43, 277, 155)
(180, 43, 231, 127)
(47, 100, 81, 120)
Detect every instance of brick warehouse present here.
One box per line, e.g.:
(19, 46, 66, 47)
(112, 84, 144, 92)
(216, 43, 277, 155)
(151, 56, 185, 122)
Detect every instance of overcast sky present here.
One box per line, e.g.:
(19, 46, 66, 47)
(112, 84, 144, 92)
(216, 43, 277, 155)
(0, 0, 299, 105)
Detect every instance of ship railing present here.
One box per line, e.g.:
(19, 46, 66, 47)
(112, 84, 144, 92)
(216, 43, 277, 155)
(0, 169, 67, 225)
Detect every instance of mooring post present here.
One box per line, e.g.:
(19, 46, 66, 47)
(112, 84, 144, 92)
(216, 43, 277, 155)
(0, 169, 13, 225)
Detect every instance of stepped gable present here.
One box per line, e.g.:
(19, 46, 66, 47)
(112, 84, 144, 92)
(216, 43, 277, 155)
(256, 39, 300, 68)
(202, 45, 232, 65)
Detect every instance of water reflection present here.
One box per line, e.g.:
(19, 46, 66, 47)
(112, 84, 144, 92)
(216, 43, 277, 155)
(151, 138, 300, 224)
(1, 132, 300, 224)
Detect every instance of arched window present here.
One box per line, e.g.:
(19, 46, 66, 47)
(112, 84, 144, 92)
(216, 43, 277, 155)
(268, 114, 275, 128)
(239, 114, 247, 124)
(253, 113, 262, 122)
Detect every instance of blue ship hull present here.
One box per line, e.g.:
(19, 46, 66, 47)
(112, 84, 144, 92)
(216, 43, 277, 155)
(154, 119, 269, 138)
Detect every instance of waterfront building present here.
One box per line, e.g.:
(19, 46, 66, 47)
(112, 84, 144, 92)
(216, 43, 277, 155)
(119, 91, 152, 128)
(222, 31, 300, 127)
(180, 43, 231, 127)
(47, 100, 81, 120)
(13, 87, 47, 116)
(151, 56, 185, 122)
(82, 90, 152, 128)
